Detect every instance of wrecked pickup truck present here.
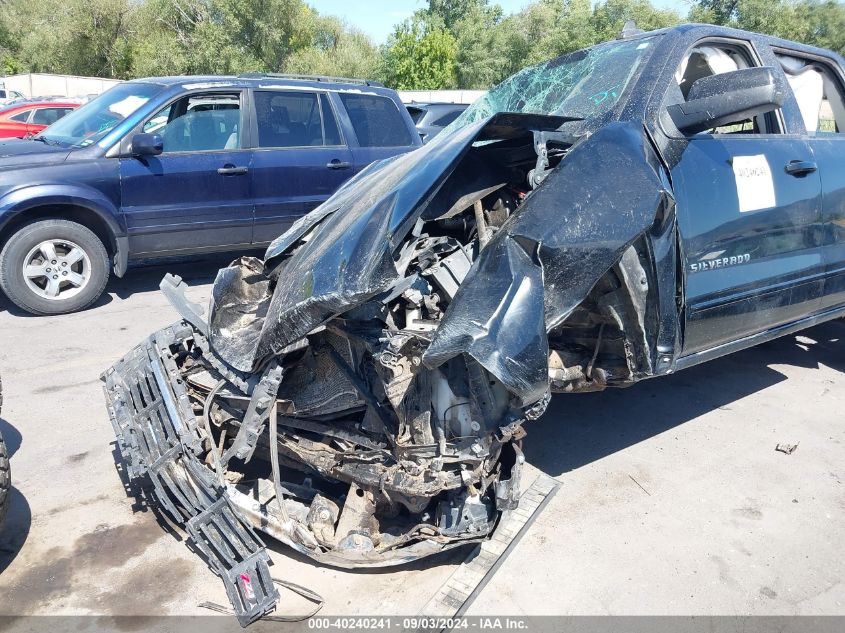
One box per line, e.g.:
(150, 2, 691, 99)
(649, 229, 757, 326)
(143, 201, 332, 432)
(103, 24, 845, 624)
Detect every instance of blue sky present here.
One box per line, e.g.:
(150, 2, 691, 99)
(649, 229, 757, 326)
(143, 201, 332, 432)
(309, 0, 689, 44)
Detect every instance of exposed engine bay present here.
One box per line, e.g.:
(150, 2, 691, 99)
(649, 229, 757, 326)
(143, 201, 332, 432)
(104, 112, 673, 625)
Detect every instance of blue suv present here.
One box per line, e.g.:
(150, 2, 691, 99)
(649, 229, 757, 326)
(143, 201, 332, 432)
(0, 74, 421, 315)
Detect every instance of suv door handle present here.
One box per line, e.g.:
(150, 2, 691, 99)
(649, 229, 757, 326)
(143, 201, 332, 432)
(784, 160, 817, 176)
(326, 159, 351, 170)
(217, 165, 248, 175)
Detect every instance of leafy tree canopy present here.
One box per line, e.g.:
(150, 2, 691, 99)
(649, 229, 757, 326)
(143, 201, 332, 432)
(0, 0, 842, 88)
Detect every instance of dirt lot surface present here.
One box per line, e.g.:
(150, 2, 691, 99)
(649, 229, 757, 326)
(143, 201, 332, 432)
(1, 255, 843, 625)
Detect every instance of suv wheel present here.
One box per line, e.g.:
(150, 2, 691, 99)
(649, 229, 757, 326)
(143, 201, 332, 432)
(0, 374, 7, 531)
(0, 219, 110, 315)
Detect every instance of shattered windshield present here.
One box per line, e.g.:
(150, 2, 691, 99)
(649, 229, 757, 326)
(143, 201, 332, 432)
(445, 36, 658, 136)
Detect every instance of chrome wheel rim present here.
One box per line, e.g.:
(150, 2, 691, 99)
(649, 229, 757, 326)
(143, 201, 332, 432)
(22, 239, 91, 301)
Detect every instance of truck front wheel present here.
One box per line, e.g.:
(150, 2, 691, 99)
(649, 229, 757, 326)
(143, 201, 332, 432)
(0, 219, 110, 315)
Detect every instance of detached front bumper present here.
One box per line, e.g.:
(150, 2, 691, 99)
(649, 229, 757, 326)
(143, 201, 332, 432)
(103, 322, 279, 626)
(104, 321, 519, 625)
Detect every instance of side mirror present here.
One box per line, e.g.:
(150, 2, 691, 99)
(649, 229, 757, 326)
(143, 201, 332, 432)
(668, 66, 785, 135)
(131, 132, 163, 156)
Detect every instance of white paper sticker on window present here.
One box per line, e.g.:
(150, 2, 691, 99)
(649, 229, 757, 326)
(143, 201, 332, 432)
(733, 154, 776, 213)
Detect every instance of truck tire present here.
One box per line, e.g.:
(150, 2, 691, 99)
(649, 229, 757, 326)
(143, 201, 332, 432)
(0, 375, 7, 531)
(0, 219, 110, 315)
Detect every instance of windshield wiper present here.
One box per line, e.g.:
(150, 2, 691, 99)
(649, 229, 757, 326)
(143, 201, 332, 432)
(29, 134, 59, 146)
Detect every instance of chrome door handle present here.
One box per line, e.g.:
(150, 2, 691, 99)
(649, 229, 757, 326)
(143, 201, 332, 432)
(784, 160, 817, 176)
(217, 165, 248, 175)
(326, 159, 351, 170)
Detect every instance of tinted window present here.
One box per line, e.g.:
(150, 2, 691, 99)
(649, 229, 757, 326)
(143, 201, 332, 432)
(256, 91, 324, 148)
(339, 93, 413, 147)
(433, 109, 463, 127)
(146, 92, 241, 152)
(32, 107, 73, 126)
(406, 106, 426, 124)
(9, 110, 30, 123)
(320, 93, 342, 145)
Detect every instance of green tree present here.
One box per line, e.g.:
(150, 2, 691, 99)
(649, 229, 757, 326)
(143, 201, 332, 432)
(285, 16, 381, 79)
(130, 0, 258, 76)
(450, 2, 508, 88)
(690, 0, 740, 23)
(799, 0, 845, 55)
(496, 0, 603, 77)
(591, 0, 682, 42)
(6, 0, 136, 78)
(427, 0, 495, 30)
(381, 14, 458, 89)
(691, 0, 845, 56)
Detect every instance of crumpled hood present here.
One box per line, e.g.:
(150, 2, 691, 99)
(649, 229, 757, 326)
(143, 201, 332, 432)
(208, 118, 669, 408)
(208, 116, 494, 372)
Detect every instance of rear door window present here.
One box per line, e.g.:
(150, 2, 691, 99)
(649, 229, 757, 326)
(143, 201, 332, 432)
(255, 91, 326, 148)
(338, 93, 413, 147)
(9, 110, 31, 123)
(777, 53, 845, 134)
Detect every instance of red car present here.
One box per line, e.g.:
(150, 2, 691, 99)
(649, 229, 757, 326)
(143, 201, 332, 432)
(0, 101, 79, 139)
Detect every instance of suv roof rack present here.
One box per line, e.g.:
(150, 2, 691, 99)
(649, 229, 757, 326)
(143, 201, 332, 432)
(238, 72, 384, 87)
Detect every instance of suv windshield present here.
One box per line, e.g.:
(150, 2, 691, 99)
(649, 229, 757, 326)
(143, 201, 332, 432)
(37, 82, 163, 148)
(444, 37, 657, 137)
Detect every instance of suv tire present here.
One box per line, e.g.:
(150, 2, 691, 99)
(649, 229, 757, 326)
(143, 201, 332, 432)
(0, 374, 8, 531)
(0, 219, 110, 315)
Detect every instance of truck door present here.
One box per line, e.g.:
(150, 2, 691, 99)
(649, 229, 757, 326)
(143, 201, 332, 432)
(775, 50, 845, 313)
(250, 90, 354, 245)
(667, 40, 824, 356)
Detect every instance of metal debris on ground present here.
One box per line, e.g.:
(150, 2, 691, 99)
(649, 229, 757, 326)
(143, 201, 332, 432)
(775, 442, 799, 455)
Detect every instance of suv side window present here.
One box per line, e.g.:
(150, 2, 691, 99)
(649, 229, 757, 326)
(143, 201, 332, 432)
(144, 92, 242, 152)
(672, 42, 781, 134)
(338, 93, 413, 147)
(777, 53, 845, 134)
(255, 91, 333, 148)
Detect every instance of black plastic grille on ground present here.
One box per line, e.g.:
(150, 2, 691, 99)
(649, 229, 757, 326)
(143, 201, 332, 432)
(102, 322, 279, 626)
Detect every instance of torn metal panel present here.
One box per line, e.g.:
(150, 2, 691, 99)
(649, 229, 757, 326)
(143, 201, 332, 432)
(424, 122, 670, 405)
